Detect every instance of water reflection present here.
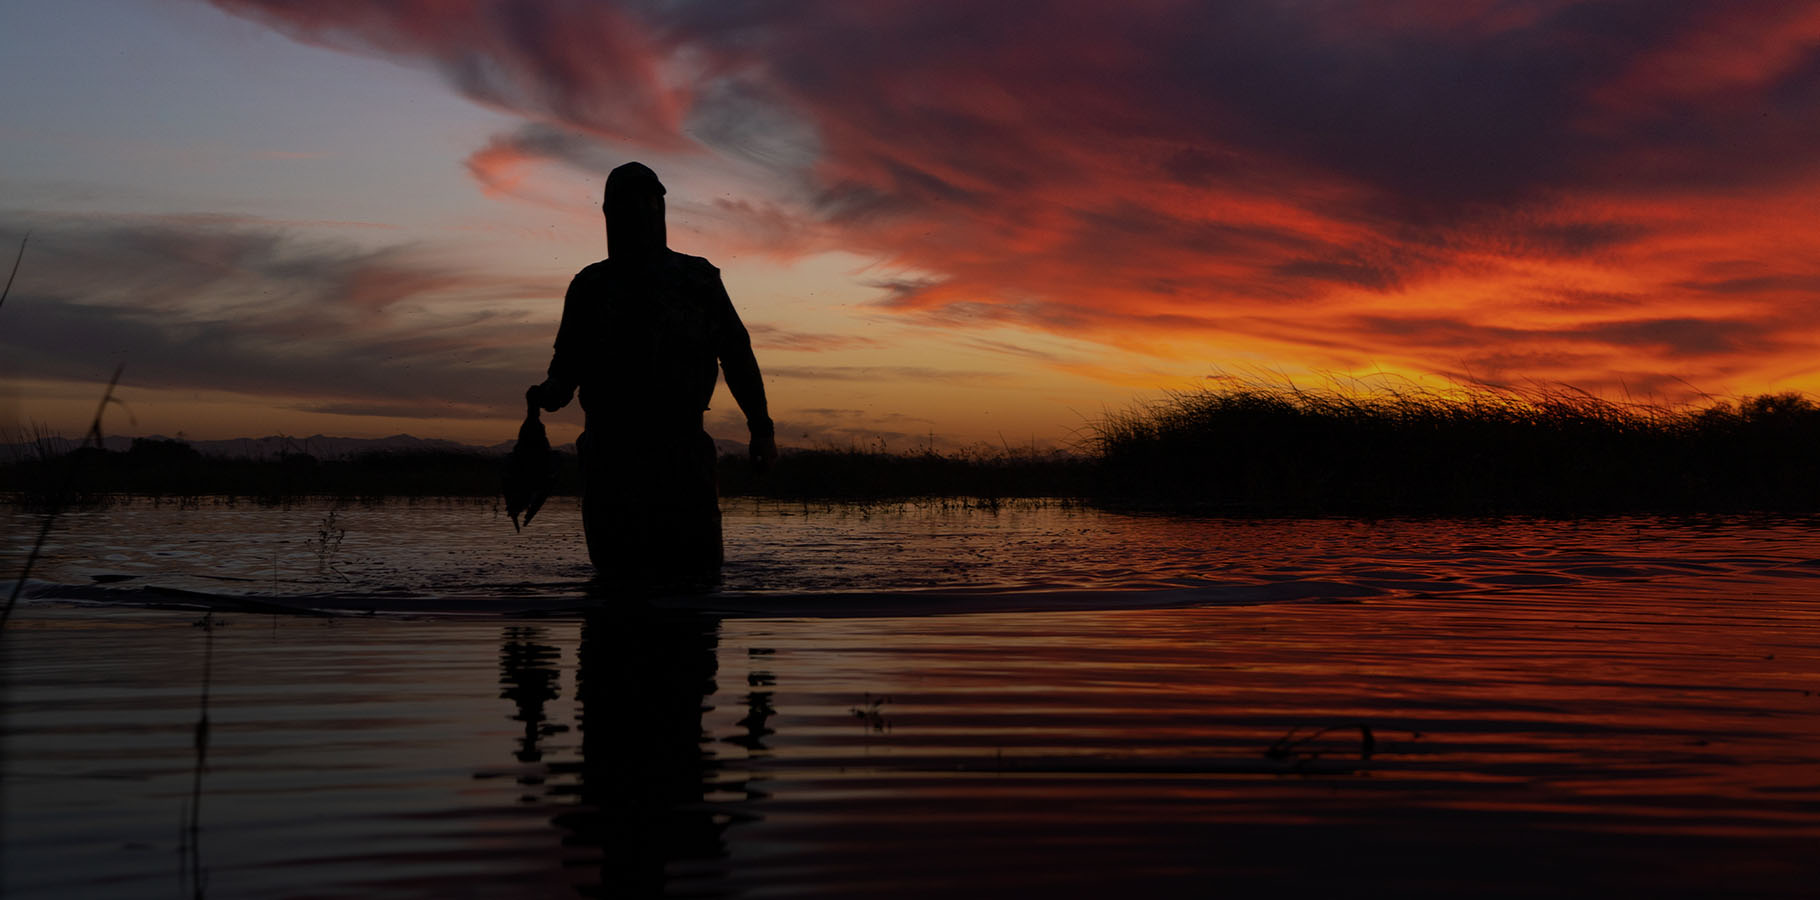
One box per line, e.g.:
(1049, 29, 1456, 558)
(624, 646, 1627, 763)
(728, 649, 777, 754)
(727, 649, 777, 805)
(498, 626, 567, 785)
(547, 609, 751, 896)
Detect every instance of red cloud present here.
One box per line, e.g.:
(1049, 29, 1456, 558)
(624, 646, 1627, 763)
(209, 0, 691, 147)
(465, 134, 538, 198)
(209, 0, 1820, 398)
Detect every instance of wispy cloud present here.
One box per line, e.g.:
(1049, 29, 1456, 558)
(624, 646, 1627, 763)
(743, 323, 882, 353)
(203, 0, 1820, 396)
(763, 365, 1010, 384)
(1, 217, 559, 420)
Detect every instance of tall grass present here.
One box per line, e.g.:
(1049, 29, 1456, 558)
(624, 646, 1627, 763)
(4, 364, 124, 628)
(6, 377, 1817, 515)
(1089, 377, 1820, 514)
(0, 441, 1084, 504)
(0, 444, 546, 506)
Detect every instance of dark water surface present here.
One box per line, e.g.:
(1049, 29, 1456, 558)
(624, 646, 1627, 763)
(5, 500, 1820, 896)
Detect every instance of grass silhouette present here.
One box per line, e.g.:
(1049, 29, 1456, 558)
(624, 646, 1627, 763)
(0, 439, 1081, 504)
(5, 377, 1818, 514)
(4, 364, 124, 628)
(1090, 377, 1820, 514)
(1, 443, 529, 506)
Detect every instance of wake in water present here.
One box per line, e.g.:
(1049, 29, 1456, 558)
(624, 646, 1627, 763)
(8, 499, 1820, 618)
(15, 577, 1391, 619)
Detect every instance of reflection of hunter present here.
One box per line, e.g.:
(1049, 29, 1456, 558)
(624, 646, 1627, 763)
(497, 626, 565, 772)
(526, 162, 776, 584)
(556, 610, 733, 893)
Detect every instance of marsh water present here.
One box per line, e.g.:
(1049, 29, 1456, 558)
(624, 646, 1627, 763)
(5, 499, 1820, 897)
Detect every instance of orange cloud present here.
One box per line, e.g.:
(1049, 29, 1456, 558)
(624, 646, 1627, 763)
(207, 0, 1820, 401)
(464, 138, 533, 198)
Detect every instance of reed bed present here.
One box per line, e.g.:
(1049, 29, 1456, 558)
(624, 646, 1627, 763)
(1089, 379, 1820, 514)
(0, 440, 1082, 505)
(0, 441, 539, 507)
(5, 380, 1816, 514)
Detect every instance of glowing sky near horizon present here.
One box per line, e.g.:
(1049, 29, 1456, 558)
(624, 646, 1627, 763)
(4, 0, 1820, 448)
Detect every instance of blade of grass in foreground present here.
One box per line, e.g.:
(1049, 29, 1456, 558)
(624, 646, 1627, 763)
(0, 232, 27, 314)
(3, 363, 124, 629)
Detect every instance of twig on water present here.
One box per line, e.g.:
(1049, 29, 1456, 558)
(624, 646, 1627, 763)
(2, 363, 125, 629)
(1264, 723, 1376, 763)
(850, 693, 892, 732)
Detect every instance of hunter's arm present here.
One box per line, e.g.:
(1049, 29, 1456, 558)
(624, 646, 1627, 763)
(713, 269, 772, 438)
(534, 269, 589, 412)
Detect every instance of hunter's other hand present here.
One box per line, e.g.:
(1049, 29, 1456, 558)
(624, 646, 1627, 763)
(749, 431, 778, 474)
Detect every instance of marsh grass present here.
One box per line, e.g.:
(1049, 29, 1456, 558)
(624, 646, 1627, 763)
(6, 377, 1817, 514)
(0, 441, 1086, 505)
(309, 508, 350, 582)
(3, 364, 124, 628)
(0, 444, 555, 506)
(1090, 377, 1820, 514)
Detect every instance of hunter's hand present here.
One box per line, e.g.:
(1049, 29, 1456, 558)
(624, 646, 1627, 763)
(529, 379, 573, 413)
(749, 430, 778, 474)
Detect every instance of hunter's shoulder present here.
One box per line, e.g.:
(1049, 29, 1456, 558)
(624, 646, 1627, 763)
(567, 260, 612, 287)
(668, 251, 720, 276)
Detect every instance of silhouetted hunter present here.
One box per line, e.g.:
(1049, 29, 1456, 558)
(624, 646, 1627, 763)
(524, 162, 776, 583)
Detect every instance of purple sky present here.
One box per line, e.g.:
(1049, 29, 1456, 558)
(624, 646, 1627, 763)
(6, 0, 1820, 448)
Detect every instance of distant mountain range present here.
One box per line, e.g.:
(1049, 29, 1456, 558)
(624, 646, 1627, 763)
(4, 433, 537, 460)
(2, 432, 755, 460)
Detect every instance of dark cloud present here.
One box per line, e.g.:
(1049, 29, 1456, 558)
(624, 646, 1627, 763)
(203, 0, 1820, 391)
(763, 366, 1010, 384)
(1, 218, 558, 420)
(1679, 274, 1820, 296)
(1342, 311, 1796, 388)
(1573, 317, 1763, 357)
(210, 0, 690, 147)
(1497, 220, 1654, 259)
(209, 0, 1820, 222)
(1272, 258, 1406, 292)
(743, 323, 883, 352)
(1349, 313, 1780, 356)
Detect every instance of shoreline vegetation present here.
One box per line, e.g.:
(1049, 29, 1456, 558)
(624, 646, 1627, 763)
(4, 381, 1818, 515)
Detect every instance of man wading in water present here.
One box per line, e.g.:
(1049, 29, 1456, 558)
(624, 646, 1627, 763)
(528, 162, 776, 587)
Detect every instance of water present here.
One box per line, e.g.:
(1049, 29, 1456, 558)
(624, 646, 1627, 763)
(5, 500, 1820, 897)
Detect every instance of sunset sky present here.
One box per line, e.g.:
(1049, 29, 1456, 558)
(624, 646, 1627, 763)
(4, 0, 1820, 449)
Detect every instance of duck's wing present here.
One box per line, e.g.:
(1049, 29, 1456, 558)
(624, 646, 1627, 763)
(502, 467, 529, 532)
(522, 491, 547, 527)
(519, 444, 557, 528)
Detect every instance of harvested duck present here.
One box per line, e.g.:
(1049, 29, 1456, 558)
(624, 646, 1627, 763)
(502, 386, 557, 532)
